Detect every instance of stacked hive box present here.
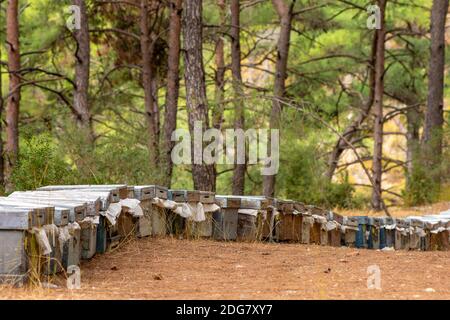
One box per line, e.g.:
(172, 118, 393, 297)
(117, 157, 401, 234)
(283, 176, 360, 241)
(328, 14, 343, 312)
(214, 196, 241, 241)
(0, 207, 50, 286)
(133, 185, 169, 237)
(168, 190, 219, 238)
(37, 185, 126, 254)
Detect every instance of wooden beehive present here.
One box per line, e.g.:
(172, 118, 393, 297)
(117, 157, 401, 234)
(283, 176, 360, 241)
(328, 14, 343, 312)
(327, 212, 343, 247)
(343, 216, 359, 248)
(301, 215, 314, 244)
(276, 201, 302, 242)
(236, 197, 267, 242)
(213, 196, 240, 241)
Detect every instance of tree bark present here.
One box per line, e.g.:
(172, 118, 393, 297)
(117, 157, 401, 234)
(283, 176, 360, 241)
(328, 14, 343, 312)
(0, 1, 5, 190)
(183, 0, 216, 191)
(231, 0, 246, 195)
(5, 0, 21, 193)
(326, 31, 378, 180)
(406, 105, 420, 180)
(263, 0, 294, 197)
(162, 0, 182, 187)
(73, 0, 94, 142)
(140, 0, 159, 168)
(212, 0, 225, 131)
(421, 0, 449, 188)
(371, 0, 387, 211)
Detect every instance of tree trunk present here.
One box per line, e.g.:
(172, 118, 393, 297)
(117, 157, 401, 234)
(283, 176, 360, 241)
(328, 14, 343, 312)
(371, 0, 387, 211)
(421, 0, 449, 189)
(5, 0, 21, 193)
(183, 0, 216, 191)
(406, 105, 421, 180)
(162, 0, 182, 188)
(0, 1, 5, 191)
(212, 0, 225, 130)
(263, 0, 294, 197)
(231, 0, 246, 196)
(73, 0, 94, 142)
(140, 0, 159, 168)
(326, 31, 378, 180)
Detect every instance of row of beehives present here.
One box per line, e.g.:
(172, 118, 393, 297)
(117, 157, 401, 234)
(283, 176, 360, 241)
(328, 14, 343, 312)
(0, 185, 449, 286)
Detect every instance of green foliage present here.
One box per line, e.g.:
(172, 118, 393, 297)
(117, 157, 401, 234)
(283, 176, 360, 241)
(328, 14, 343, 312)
(12, 134, 74, 191)
(277, 135, 360, 209)
(404, 164, 439, 206)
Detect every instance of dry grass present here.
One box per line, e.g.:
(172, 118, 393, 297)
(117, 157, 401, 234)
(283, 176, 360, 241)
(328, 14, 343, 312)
(1, 237, 449, 300)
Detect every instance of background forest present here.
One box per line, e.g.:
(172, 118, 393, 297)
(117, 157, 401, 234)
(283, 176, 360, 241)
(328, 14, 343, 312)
(0, 0, 449, 214)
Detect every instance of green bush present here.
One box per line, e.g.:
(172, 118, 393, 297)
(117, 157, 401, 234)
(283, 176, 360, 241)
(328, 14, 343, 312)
(12, 134, 75, 191)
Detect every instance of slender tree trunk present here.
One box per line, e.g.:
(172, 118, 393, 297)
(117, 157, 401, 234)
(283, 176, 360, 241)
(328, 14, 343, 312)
(371, 0, 387, 211)
(263, 0, 294, 197)
(73, 0, 94, 142)
(406, 105, 420, 180)
(212, 0, 225, 130)
(0, 1, 5, 190)
(183, 0, 216, 191)
(231, 0, 246, 195)
(162, 0, 182, 188)
(140, 0, 159, 168)
(421, 0, 449, 190)
(0, 25, 4, 190)
(5, 0, 21, 193)
(326, 31, 378, 180)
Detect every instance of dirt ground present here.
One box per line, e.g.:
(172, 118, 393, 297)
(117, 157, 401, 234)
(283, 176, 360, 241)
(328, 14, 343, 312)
(0, 237, 449, 300)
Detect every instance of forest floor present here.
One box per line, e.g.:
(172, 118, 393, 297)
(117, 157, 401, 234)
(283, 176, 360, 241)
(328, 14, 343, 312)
(0, 236, 449, 300)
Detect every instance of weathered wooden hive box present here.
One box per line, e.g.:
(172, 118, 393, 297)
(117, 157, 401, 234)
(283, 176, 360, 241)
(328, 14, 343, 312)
(307, 206, 328, 245)
(32, 188, 114, 259)
(422, 215, 449, 251)
(406, 217, 426, 251)
(326, 212, 343, 247)
(138, 185, 169, 237)
(168, 190, 218, 238)
(38, 185, 123, 203)
(235, 196, 267, 242)
(0, 206, 59, 285)
(8, 191, 88, 266)
(382, 217, 396, 248)
(260, 198, 281, 242)
(394, 218, 410, 250)
(0, 199, 64, 275)
(275, 200, 303, 242)
(342, 216, 359, 247)
(213, 196, 240, 241)
(369, 217, 384, 249)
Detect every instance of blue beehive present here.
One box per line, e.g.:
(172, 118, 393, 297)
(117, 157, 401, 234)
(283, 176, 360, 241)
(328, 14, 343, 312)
(375, 217, 387, 249)
(355, 216, 369, 248)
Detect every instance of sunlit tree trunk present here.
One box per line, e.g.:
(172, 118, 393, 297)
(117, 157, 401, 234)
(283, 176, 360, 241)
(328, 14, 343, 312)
(421, 0, 449, 193)
(5, 0, 21, 193)
(183, 0, 216, 191)
(371, 0, 387, 211)
(140, 0, 159, 168)
(162, 0, 182, 187)
(73, 0, 94, 143)
(231, 0, 246, 195)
